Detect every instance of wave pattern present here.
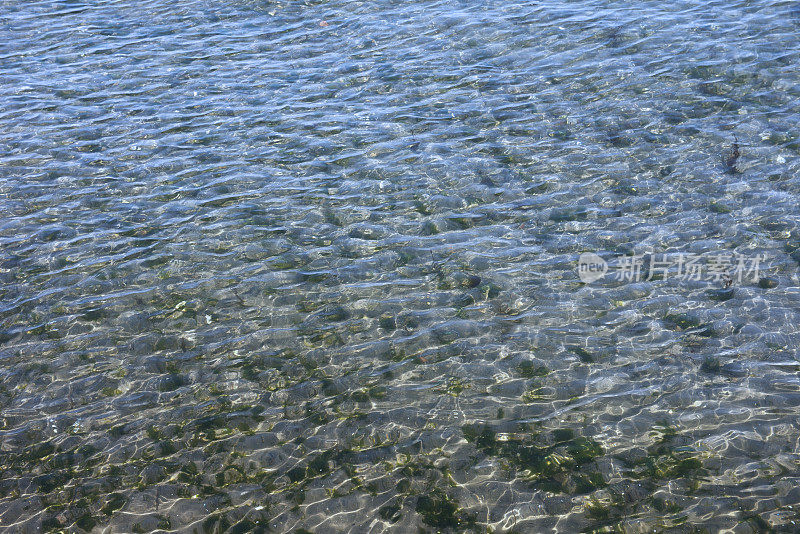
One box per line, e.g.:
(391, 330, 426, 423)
(1, 0, 800, 531)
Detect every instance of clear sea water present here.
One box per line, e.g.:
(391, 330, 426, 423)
(2, 0, 800, 532)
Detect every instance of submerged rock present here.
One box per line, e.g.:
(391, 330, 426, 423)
(758, 277, 778, 289)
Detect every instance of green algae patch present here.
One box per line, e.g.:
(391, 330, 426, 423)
(379, 502, 403, 523)
(101, 493, 126, 515)
(626, 423, 709, 490)
(463, 424, 605, 494)
(75, 512, 97, 532)
(568, 346, 596, 363)
(517, 361, 550, 378)
(415, 490, 477, 531)
(568, 437, 604, 464)
(700, 357, 720, 374)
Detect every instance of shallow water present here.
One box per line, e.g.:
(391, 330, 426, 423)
(2, 0, 800, 532)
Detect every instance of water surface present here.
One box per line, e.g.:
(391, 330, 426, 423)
(2, 0, 800, 532)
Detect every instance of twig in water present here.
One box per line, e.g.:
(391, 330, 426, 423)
(723, 135, 740, 173)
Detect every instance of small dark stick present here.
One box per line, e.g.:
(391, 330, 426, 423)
(722, 273, 733, 288)
(409, 128, 420, 151)
(724, 135, 740, 173)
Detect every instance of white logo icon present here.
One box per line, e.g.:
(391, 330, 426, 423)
(578, 253, 608, 283)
